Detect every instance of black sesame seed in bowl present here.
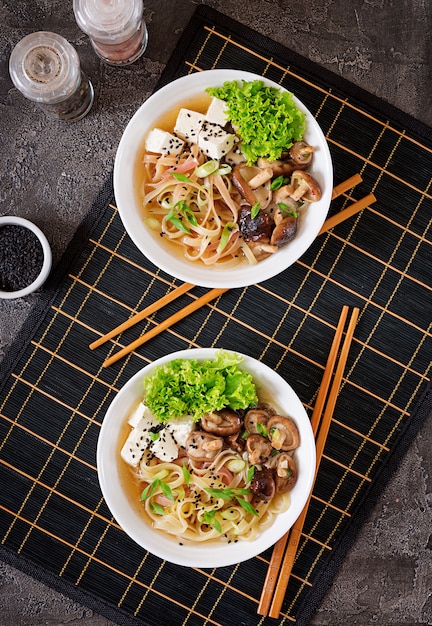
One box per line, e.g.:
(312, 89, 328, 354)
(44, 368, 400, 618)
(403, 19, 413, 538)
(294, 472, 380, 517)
(0, 216, 52, 299)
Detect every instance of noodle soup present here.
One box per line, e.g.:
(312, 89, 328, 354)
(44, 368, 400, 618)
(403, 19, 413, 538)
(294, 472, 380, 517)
(114, 70, 332, 289)
(98, 348, 316, 566)
(119, 398, 298, 545)
(134, 80, 323, 270)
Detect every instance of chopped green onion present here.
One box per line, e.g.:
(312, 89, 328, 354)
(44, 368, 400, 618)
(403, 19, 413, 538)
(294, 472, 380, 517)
(174, 487, 185, 500)
(149, 431, 160, 442)
(236, 497, 258, 516)
(226, 459, 246, 473)
(278, 202, 298, 218)
(202, 509, 222, 533)
(217, 221, 237, 253)
(171, 172, 191, 182)
(166, 200, 198, 235)
(167, 215, 191, 234)
(182, 463, 191, 486)
(151, 503, 166, 515)
(160, 480, 174, 501)
(194, 160, 219, 177)
(247, 466, 255, 483)
(139, 477, 174, 502)
(270, 175, 291, 190)
(256, 422, 268, 437)
(251, 202, 261, 219)
(215, 164, 232, 175)
(205, 487, 251, 499)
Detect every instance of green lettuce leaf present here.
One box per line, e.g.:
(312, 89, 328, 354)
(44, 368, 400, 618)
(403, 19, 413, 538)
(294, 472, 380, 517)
(206, 80, 306, 164)
(143, 350, 258, 423)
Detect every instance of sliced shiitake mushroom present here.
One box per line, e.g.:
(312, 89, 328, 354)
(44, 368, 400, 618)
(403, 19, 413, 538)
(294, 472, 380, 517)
(250, 469, 276, 501)
(274, 453, 297, 492)
(200, 409, 241, 436)
(289, 141, 315, 168)
(244, 408, 270, 435)
(270, 216, 297, 247)
(186, 431, 224, 463)
(290, 171, 322, 202)
(232, 164, 272, 210)
(267, 415, 300, 451)
(246, 240, 278, 261)
(245, 434, 273, 465)
(238, 204, 272, 242)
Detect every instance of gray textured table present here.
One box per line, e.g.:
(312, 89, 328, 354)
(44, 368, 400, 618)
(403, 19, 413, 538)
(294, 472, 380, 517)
(0, 1, 431, 624)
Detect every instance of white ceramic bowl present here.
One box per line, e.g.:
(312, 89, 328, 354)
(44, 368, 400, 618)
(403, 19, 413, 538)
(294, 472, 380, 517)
(0, 216, 52, 299)
(97, 348, 316, 567)
(114, 69, 333, 289)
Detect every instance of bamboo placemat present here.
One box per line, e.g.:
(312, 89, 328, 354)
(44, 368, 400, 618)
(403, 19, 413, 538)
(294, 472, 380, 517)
(1, 6, 431, 625)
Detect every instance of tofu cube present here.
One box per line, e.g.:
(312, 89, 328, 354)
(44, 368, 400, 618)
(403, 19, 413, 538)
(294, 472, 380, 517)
(167, 417, 195, 448)
(150, 428, 179, 463)
(198, 121, 237, 160)
(174, 108, 205, 142)
(145, 128, 184, 156)
(206, 97, 229, 126)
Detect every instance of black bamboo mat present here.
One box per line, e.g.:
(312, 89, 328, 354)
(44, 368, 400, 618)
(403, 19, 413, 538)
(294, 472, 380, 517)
(1, 5, 431, 626)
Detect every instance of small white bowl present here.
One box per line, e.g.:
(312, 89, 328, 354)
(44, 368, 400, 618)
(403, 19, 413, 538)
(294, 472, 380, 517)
(114, 69, 333, 289)
(0, 216, 52, 299)
(97, 348, 316, 568)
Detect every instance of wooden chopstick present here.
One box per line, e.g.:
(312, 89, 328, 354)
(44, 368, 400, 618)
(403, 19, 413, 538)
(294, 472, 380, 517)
(257, 304, 349, 616)
(331, 173, 362, 200)
(266, 306, 360, 618)
(89, 282, 194, 350)
(91, 174, 361, 351)
(102, 288, 228, 367)
(94, 173, 363, 366)
(319, 192, 376, 235)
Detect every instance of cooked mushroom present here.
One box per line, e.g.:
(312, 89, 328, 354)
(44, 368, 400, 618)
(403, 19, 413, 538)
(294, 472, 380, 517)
(244, 408, 270, 435)
(250, 469, 276, 501)
(246, 240, 278, 261)
(273, 185, 295, 206)
(232, 164, 272, 210)
(245, 434, 273, 464)
(289, 141, 314, 168)
(270, 215, 297, 247)
(186, 431, 224, 463)
(200, 409, 241, 436)
(232, 165, 258, 206)
(290, 171, 322, 202)
(274, 453, 297, 492)
(225, 430, 245, 454)
(248, 167, 273, 190)
(267, 415, 300, 451)
(257, 157, 296, 177)
(238, 204, 273, 242)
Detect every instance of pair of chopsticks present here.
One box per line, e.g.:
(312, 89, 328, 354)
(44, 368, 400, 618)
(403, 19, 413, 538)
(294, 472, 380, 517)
(90, 174, 371, 367)
(257, 304, 360, 618)
(89, 285, 228, 367)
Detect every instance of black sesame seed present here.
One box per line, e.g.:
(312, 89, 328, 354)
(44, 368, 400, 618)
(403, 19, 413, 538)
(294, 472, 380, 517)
(0, 225, 44, 291)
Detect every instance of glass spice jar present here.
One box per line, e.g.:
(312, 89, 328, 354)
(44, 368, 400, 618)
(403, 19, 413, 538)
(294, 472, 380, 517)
(73, 0, 148, 66)
(9, 31, 94, 121)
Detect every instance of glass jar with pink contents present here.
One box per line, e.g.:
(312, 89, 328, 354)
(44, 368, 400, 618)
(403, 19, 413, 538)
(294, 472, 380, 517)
(73, 0, 148, 66)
